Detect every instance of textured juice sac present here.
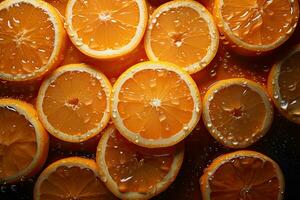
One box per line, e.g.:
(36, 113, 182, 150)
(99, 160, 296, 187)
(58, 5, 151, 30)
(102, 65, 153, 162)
(105, 131, 175, 193)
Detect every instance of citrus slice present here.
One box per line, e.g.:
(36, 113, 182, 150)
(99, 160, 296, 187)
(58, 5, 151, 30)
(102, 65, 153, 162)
(96, 126, 184, 199)
(145, 0, 219, 74)
(65, 0, 148, 59)
(0, 0, 66, 81)
(111, 61, 201, 148)
(0, 98, 49, 183)
(200, 150, 285, 200)
(34, 157, 117, 200)
(213, 0, 299, 55)
(268, 45, 300, 124)
(203, 78, 273, 148)
(36, 63, 112, 143)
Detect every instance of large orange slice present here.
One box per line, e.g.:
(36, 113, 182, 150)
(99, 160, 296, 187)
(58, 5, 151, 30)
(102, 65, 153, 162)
(214, 0, 299, 55)
(36, 64, 112, 143)
(111, 61, 201, 148)
(65, 0, 148, 59)
(145, 0, 219, 74)
(268, 45, 300, 124)
(203, 78, 273, 148)
(34, 157, 117, 200)
(96, 126, 184, 199)
(0, 98, 49, 183)
(200, 150, 285, 200)
(0, 0, 66, 81)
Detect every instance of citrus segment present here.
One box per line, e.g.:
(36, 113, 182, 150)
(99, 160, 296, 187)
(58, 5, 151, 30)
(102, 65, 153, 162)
(44, 0, 68, 16)
(200, 150, 285, 200)
(203, 78, 273, 148)
(36, 64, 111, 143)
(65, 0, 148, 59)
(145, 0, 219, 74)
(34, 157, 117, 200)
(214, 0, 299, 55)
(111, 61, 201, 148)
(0, 0, 66, 81)
(268, 45, 300, 124)
(0, 98, 49, 183)
(96, 126, 184, 199)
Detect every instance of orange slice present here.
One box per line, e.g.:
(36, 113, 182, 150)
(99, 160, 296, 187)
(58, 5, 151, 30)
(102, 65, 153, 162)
(0, 98, 49, 183)
(0, 0, 66, 81)
(145, 0, 219, 74)
(111, 61, 201, 148)
(268, 45, 300, 124)
(203, 78, 273, 148)
(200, 150, 285, 200)
(213, 0, 299, 56)
(36, 64, 112, 143)
(96, 126, 184, 199)
(34, 157, 117, 200)
(65, 0, 148, 59)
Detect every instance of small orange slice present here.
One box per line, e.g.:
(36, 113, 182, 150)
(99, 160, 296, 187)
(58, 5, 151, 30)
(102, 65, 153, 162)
(268, 45, 300, 124)
(36, 64, 112, 143)
(203, 78, 273, 148)
(65, 0, 148, 59)
(96, 126, 184, 199)
(0, 0, 66, 81)
(213, 0, 299, 55)
(200, 150, 285, 200)
(0, 98, 49, 183)
(111, 61, 201, 148)
(145, 0, 219, 74)
(34, 157, 117, 200)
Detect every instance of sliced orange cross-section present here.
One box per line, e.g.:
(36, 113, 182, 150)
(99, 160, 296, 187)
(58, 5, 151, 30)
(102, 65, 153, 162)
(145, 0, 219, 74)
(200, 150, 285, 200)
(36, 64, 112, 143)
(268, 45, 300, 124)
(0, 0, 66, 81)
(65, 0, 148, 59)
(203, 78, 273, 148)
(213, 0, 299, 56)
(34, 157, 117, 200)
(0, 98, 49, 183)
(111, 61, 201, 148)
(96, 126, 184, 200)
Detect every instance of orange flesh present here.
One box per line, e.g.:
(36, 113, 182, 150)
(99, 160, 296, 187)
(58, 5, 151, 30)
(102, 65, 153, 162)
(0, 2, 55, 75)
(278, 52, 300, 116)
(105, 130, 176, 193)
(45, 0, 68, 16)
(208, 84, 266, 143)
(118, 69, 194, 139)
(220, 0, 297, 45)
(0, 106, 37, 179)
(71, 0, 140, 50)
(42, 71, 107, 135)
(150, 6, 211, 67)
(209, 157, 280, 200)
(39, 166, 115, 200)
